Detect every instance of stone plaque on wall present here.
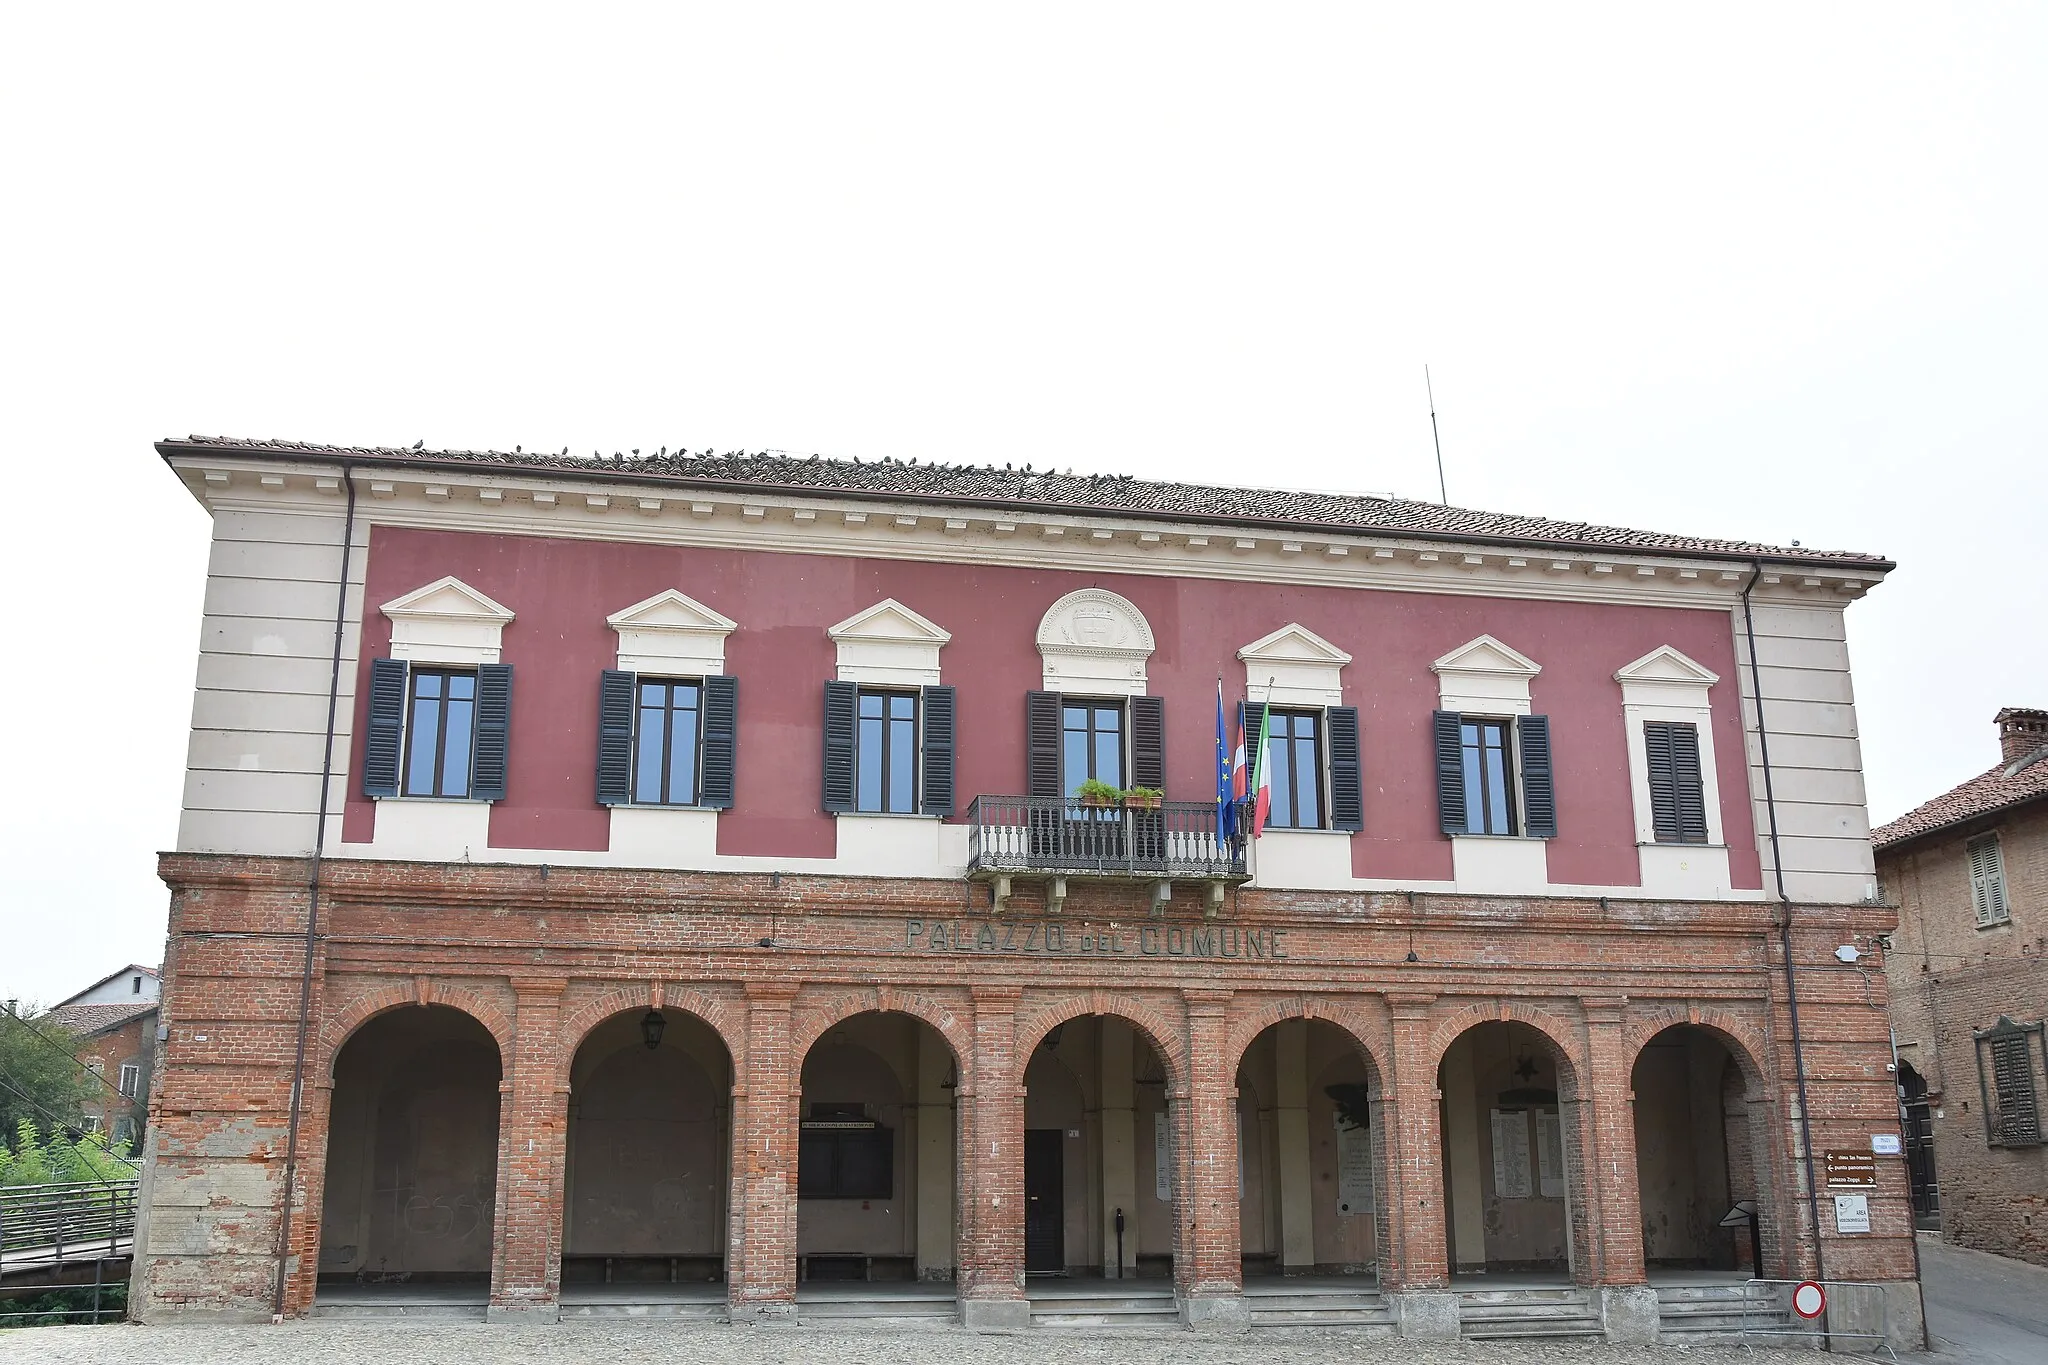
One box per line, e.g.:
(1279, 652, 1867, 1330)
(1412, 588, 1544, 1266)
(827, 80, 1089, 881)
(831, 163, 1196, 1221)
(1535, 1111, 1564, 1198)
(1491, 1109, 1534, 1199)
(1335, 1115, 1374, 1215)
(1154, 1110, 1171, 1201)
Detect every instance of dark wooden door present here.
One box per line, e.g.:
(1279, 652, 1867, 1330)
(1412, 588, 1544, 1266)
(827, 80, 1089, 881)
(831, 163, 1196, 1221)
(1024, 1128, 1064, 1273)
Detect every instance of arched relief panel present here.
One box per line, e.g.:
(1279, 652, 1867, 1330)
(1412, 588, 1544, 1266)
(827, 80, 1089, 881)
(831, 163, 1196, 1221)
(1036, 588, 1155, 696)
(1012, 990, 1188, 1091)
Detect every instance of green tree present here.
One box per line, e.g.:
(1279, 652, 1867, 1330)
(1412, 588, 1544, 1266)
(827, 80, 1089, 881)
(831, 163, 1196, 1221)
(0, 1007, 95, 1140)
(0, 1119, 135, 1186)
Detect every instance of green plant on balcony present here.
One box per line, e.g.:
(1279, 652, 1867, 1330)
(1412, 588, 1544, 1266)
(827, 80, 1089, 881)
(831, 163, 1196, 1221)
(1122, 786, 1163, 809)
(1074, 778, 1124, 808)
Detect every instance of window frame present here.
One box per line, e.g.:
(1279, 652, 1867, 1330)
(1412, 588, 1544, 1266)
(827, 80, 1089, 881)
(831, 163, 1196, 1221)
(1975, 1017, 2046, 1148)
(1060, 697, 1127, 797)
(854, 687, 921, 815)
(630, 676, 706, 807)
(1265, 707, 1327, 831)
(1643, 719, 1711, 846)
(1460, 715, 1520, 836)
(118, 1064, 140, 1098)
(401, 666, 480, 799)
(1969, 832, 2011, 928)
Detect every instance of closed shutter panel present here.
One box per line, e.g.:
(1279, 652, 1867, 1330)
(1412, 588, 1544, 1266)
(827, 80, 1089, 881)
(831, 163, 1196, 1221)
(1240, 701, 1269, 821)
(1645, 721, 1680, 843)
(1519, 713, 1556, 839)
(1327, 705, 1364, 832)
(1130, 695, 1165, 791)
(700, 675, 738, 809)
(1669, 722, 1709, 844)
(921, 685, 957, 816)
(1433, 710, 1467, 835)
(1990, 1035, 2041, 1144)
(1970, 836, 2009, 926)
(363, 658, 409, 798)
(823, 679, 858, 812)
(471, 664, 514, 801)
(1026, 691, 1063, 799)
(596, 670, 636, 806)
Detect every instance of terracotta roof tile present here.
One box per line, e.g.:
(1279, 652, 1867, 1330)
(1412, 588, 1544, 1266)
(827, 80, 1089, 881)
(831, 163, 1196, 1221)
(160, 436, 1893, 569)
(1873, 749, 2048, 850)
(49, 1001, 157, 1037)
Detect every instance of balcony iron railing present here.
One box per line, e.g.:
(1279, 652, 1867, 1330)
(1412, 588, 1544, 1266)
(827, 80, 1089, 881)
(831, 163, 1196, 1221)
(965, 795, 1248, 881)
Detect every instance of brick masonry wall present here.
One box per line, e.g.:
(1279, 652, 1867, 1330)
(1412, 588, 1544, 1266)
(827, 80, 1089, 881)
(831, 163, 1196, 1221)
(75, 1014, 154, 1143)
(1880, 799, 2048, 1265)
(133, 852, 1916, 1320)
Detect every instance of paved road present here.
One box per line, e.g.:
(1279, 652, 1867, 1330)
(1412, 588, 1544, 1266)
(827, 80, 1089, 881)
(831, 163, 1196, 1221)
(1917, 1235, 2048, 1365)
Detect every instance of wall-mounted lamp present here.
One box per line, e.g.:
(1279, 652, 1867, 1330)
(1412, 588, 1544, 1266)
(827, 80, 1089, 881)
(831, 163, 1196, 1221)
(1404, 930, 1421, 964)
(641, 1009, 667, 1051)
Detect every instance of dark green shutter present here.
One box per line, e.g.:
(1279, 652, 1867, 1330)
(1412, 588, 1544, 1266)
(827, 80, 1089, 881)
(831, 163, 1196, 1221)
(1433, 710, 1467, 835)
(1327, 706, 1363, 832)
(823, 680, 858, 812)
(471, 664, 513, 801)
(1130, 695, 1165, 792)
(596, 671, 636, 806)
(363, 658, 408, 798)
(1519, 713, 1556, 839)
(700, 675, 738, 809)
(921, 685, 957, 816)
(1646, 720, 1708, 845)
(1645, 721, 1679, 842)
(1026, 691, 1063, 798)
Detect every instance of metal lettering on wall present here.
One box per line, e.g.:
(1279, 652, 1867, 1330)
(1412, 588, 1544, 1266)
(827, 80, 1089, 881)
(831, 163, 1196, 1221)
(904, 919, 1288, 961)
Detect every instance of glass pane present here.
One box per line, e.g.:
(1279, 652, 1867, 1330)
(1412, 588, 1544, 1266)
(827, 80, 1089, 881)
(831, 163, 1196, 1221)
(442, 693, 474, 798)
(1063, 706, 1087, 734)
(641, 682, 666, 706)
(669, 703, 698, 805)
(677, 682, 700, 708)
(1270, 732, 1294, 827)
(1293, 734, 1320, 828)
(1462, 740, 1486, 833)
(448, 673, 475, 701)
(888, 715, 915, 812)
(1483, 736, 1510, 834)
(1095, 707, 1120, 733)
(890, 694, 914, 720)
(637, 703, 667, 803)
(860, 692, 883, 719)
(1064, 728, 1088, 795)
(1095, 728, 1122, 789)
(416, 673, 443, 699)
(406, 695, 440, 795)
(857, 714, 883, 811)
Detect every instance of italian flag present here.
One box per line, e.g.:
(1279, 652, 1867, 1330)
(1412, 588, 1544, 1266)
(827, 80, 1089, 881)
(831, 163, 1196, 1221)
(1249, 705, 1275, 838)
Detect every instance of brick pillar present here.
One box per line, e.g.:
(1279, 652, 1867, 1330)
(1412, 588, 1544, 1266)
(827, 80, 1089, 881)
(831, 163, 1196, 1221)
(276, 944, 333, 1318)
(1380, 992, 1459, 1339)
(957, 986, 1028, 1328)
(1178, 990, 1247, 1330)
(1579, 996, 1645, 1285)
(490, 979, 565, 1321)
(729, 982, 799, 1322)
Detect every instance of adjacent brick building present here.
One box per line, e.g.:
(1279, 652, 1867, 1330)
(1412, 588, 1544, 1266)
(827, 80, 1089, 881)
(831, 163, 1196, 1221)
(132, 436, 1918, 1343)
(1875, 708, 2048, 1266)
(50, 965, 160, 1147)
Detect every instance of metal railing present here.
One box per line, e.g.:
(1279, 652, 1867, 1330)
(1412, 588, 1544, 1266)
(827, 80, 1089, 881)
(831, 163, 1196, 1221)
(966, 796, 1248, 880)
(0, 1179, 136, 1261)
(1738, 1277, 1899, 1360)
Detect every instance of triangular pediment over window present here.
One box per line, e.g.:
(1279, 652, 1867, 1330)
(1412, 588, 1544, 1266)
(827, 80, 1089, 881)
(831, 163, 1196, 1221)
(380, 576, 515, 665)
(827, 598, 953, 647)
(1613, 645, 1719, 687)
(608, 590, 738, 675)
(381, 576, 516, 626)
(1238, 623, 1353, 668)
(606, 589, 739, 637)
(1239, 622, 1351, 706)
(1431, 634, 1542, 679)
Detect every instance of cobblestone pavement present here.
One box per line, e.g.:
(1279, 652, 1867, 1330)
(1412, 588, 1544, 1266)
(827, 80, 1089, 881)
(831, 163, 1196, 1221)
(0, 1322, 1841, 1365)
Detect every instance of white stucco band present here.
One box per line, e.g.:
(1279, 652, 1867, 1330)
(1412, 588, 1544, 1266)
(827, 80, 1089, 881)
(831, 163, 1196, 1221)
(381, 576, 514, 665)
(827, 598, 951, 686)
(1239, 623, 1351, 707)
(607, 589, 738, 675)
(1431, 634, 1541, 715)
(1615, 645, 1732, 896)
(1037, 587, 1154, 696)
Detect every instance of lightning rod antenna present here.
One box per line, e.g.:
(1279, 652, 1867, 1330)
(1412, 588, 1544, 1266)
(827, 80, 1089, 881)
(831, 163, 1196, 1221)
(1426, 365, 1447, 505)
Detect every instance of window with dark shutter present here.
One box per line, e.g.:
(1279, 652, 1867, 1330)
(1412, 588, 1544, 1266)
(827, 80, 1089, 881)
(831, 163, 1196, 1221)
(1266, 709, 1324, 829)
(822, 680, 858, 812)
(921, 685, 956, 816)
(363, 657, 409, 798)
(596, 670, 637, 806)
(1977, 1017, 2046, 1147)
(854, 689, 919, 813)
(1026, 691, 1064, 799)
(1130, 695, 1165, 792)
(698, 675, 738, 809)
(1327, 705, 1363, 832)
(1518, 713, 1556, 839)
(1432, 710, 1467, 835)
(1644, 720, 1709, 844)
(470, 664, 513, 801)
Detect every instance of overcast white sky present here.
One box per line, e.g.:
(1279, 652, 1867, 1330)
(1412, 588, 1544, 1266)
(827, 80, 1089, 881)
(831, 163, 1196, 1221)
(2, 5, 2042, 1003)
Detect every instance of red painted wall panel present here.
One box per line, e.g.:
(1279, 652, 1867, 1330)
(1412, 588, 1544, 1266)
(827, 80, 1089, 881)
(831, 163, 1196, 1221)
(341, 526, 1762, 891)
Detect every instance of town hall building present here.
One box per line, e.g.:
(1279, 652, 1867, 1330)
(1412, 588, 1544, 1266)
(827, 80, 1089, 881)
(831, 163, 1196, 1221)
(133, 436, 1916, 1344)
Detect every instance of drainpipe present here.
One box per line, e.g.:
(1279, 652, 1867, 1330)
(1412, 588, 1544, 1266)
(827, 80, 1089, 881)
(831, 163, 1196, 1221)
(270, 464, 358, 1321)
(1741, 561, 1825, 1286)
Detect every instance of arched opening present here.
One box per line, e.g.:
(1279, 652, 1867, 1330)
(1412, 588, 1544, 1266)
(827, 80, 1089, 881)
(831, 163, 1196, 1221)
(792, 1011, 957, 1318)
(1437, 1020, 1578, 1281)
(1235, 1019, 1386, 1289)
(1630, 1024, 1771, 1277)
(316, 1006, 501, 1311)
(1019, 1014, 1177, 1303)
(559, 1007, 733, 1308)
(1898, 1060, 1939, 1230)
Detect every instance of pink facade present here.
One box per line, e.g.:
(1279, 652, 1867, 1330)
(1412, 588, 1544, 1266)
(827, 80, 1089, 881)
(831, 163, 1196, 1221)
(340, 525, 1761, 891)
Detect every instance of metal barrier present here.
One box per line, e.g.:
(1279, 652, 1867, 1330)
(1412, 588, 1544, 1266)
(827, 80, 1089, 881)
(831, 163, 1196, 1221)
(1739, 1278, 1899, 1360)
(0, 1181, 135, 1328)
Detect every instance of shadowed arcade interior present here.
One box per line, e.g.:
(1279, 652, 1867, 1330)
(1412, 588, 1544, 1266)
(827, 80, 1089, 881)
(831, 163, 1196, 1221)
(1438, 1021, 1578, 1280)
(316, 1006, 501, 1299)
(1631, 1024, 1775, 1274)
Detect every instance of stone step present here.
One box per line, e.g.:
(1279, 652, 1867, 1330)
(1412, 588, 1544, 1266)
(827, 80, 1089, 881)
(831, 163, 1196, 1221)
(1249, 1308, 1395, 1328)
(799, 1301, 956, 1321)
(559, 1301, 727, 1320)
(1032, 1310, 1183, 1328)
(306, 1302, 488, 1321)
(1245, 1294, 1387, 1314)
(1030, 1292, 1180, 1328)
(1463, 1324, 1606, 1340)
